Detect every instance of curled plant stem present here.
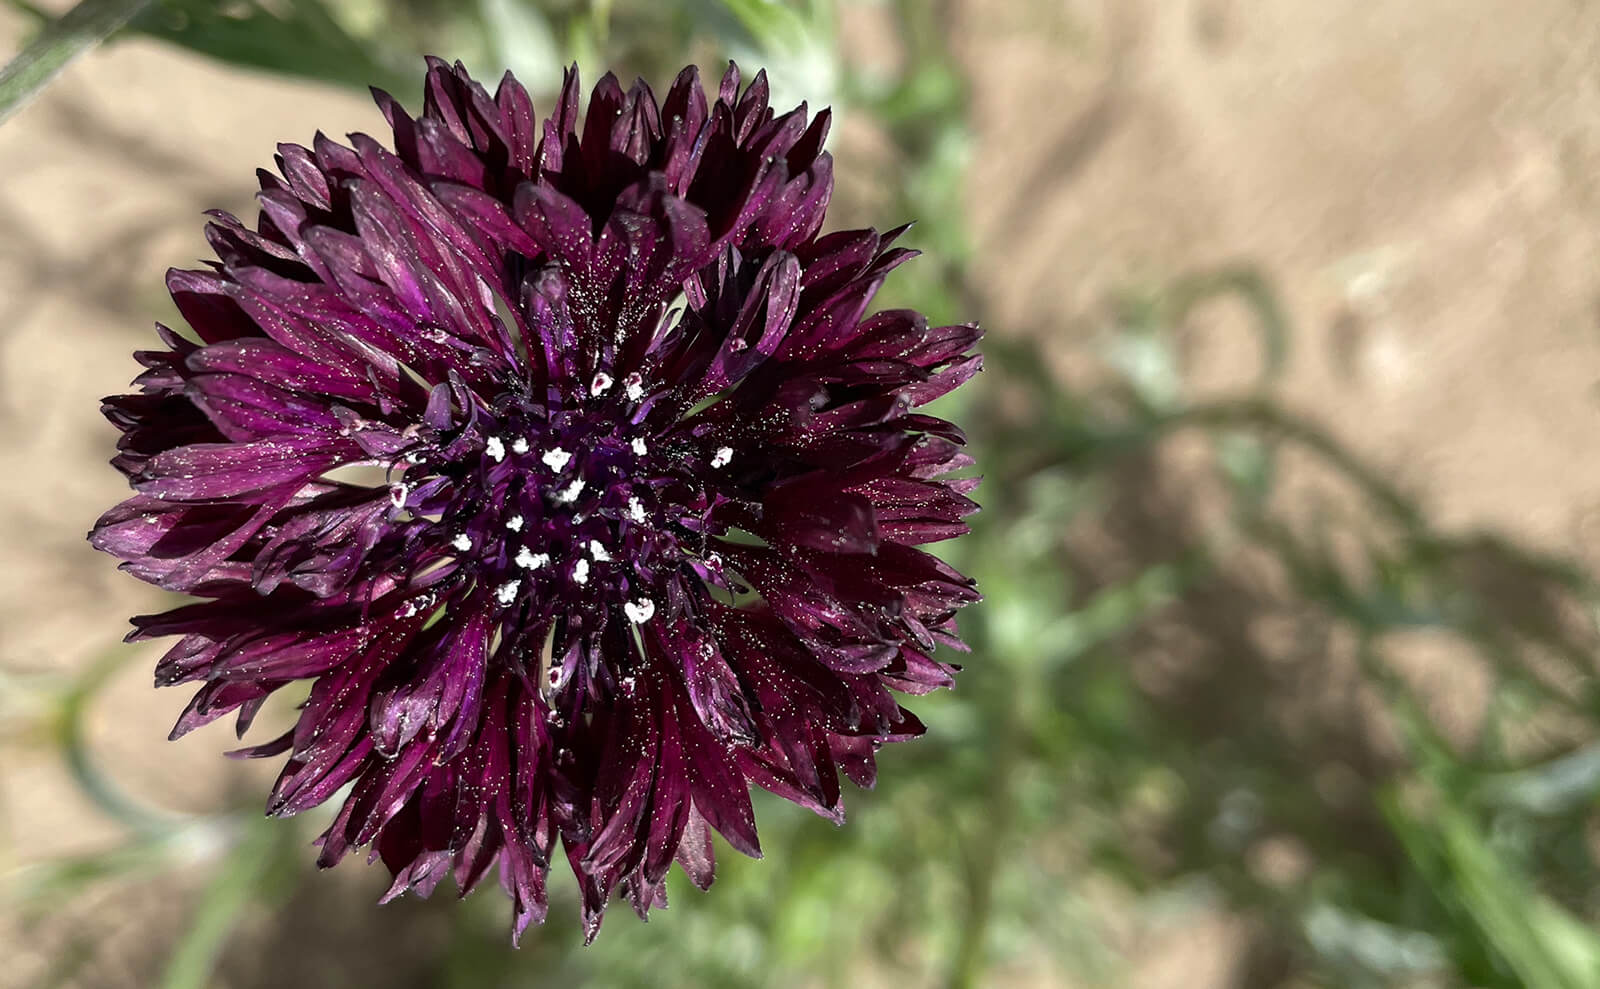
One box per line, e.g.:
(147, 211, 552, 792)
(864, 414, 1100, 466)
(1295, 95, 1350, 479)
(58, 646, 175, 837)
(1146, 398, 1424, 530)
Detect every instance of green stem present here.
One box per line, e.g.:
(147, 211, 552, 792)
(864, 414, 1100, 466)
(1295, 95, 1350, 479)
(158, 819, 278, 989)
(945, 708, 1022, 988)
(0, 0, 149, 125)
(589, 0, 613, 48)
(57, 646, 174, 836)
(1154, 398, 1424, 529)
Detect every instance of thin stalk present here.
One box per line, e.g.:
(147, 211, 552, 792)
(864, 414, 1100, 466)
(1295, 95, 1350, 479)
(945, 695, 1022, 988)
(0, 0, 149, 125)
(57, 646, 175, 836)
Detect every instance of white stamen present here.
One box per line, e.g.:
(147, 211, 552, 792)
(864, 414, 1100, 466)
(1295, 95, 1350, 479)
(631, 437, 648, 456)
(388, 483, 409, 509)
(624, 598, 656, 623)
(485, 436, 506, 462)
(620, 675, 638, 691)
(711, 446, 733, 468)
(494, 580, 521, 606)
(589, 539, 611, 562)
(572, 559, 590, 585)
(590, 372, 614, 396)
(628, 497, 646, 522)
(515, 546, 549, 570)
(452, 533, 472, 552)
(511, 437, 530, 455)
(623, 372, 645, 402)
(555, 479, 586, 504)
(506, 515, 524, 532)
(542, 447, 572, 472)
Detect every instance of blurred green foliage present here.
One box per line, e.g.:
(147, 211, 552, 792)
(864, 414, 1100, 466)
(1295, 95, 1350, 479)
(6, 1, 1600, 987)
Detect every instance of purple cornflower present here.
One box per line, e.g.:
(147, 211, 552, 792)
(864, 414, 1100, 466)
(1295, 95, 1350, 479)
(91, 58, 980, 941)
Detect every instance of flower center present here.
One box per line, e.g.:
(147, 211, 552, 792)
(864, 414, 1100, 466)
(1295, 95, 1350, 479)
(382, 375, 733, 650)
(469, 398, 664, 613)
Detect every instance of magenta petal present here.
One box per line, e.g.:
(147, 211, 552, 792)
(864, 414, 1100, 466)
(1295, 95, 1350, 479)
(135, 435, 350, 501)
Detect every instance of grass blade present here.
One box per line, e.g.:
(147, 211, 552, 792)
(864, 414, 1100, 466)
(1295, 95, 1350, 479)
(158, 818, 278, 989)
(0, 0, 149, 125)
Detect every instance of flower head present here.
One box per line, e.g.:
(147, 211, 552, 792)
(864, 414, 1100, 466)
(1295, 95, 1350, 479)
(92, 58, 980, 941)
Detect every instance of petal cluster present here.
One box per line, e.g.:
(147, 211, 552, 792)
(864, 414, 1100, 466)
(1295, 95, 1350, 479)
(92, 58, 980, 941)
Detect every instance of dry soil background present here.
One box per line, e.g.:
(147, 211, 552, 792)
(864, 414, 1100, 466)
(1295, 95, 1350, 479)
(5, 1, 1600, 986)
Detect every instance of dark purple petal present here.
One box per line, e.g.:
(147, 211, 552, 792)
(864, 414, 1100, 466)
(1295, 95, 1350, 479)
(91, 57, 979, 943)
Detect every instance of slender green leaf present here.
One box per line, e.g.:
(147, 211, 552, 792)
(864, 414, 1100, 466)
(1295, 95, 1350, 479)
(158, 819, 278, 989)
(127, 0, 412, 97)
(0, 0, 149, 125)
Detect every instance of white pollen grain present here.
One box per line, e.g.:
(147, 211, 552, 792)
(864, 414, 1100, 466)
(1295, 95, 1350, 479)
(623, 372, 645, 401)
(631, 437, 648, 456)
(711, 446, 733, 468)
(506, 515, 524, 532)
(589, 540, 611, 562)
(572, 559, 590, 585)
(590, 372, 614, 396)
(628, 497, 646, 522)
(515, 547, 549, 570)
(542, 447, 572, 472)
(555, 479, 586, 504)
(494, 580, 521, 606)
(452, 533, 473, 552)
(511, 437, 530, 455)
(624, 598, 656, 623)
(485, 436, 506, 461)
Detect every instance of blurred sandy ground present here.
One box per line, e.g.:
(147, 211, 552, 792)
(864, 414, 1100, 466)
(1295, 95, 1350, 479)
(963, 1, 1600, 552)
(5, 0, 1600, 985)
